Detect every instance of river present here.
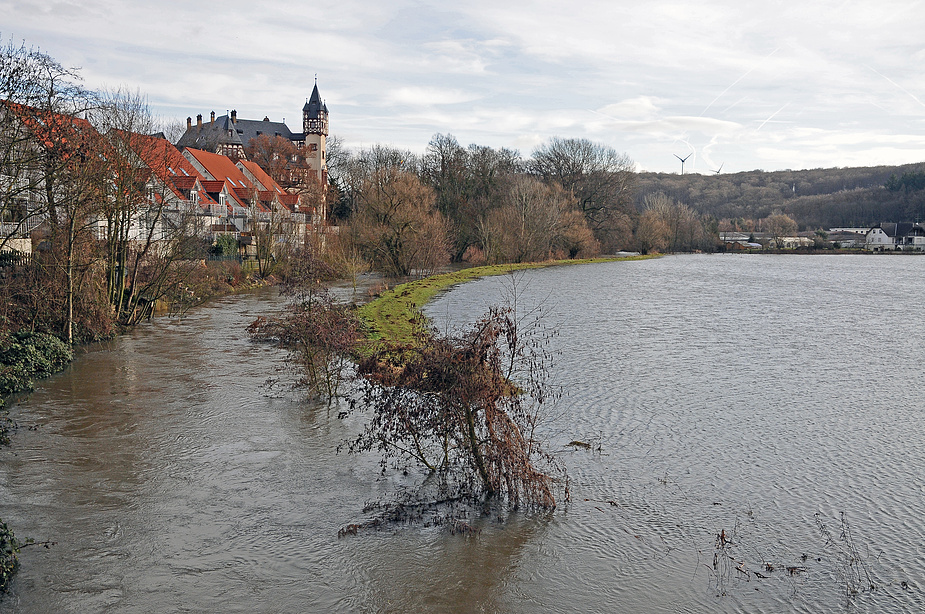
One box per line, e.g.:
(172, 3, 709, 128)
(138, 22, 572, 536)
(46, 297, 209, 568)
(1, 254, 924, 612)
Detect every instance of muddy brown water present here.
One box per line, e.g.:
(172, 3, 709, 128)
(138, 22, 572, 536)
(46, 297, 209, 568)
(2, 255, 925, 612)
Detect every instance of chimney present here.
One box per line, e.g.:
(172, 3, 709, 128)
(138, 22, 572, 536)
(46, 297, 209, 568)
(186, 116, 192, 130)
(210, 111, 215, 124)
(231, 109, 237, 123)
(196, 114, 202, 128)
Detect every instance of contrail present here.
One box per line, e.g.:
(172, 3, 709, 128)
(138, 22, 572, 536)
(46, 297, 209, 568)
(865, 64, 925, 109)
(701, 47, 780, 117)
(756, 102, 789, 132)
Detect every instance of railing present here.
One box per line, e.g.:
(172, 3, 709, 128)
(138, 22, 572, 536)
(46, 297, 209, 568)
(0, 249, 32, 267)
(0, 213, 46, 238)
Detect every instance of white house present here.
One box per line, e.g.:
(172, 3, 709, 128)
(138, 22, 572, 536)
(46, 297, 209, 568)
(866, 223, 925, 251)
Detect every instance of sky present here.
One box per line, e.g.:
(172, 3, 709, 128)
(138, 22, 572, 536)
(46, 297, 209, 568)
(4, 0, 925, 174)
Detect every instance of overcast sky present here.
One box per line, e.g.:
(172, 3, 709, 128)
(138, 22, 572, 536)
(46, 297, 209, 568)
(4, 0, 925, 173)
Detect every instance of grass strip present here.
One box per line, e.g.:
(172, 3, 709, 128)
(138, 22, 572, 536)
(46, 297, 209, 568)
(357, 255, 656, 348)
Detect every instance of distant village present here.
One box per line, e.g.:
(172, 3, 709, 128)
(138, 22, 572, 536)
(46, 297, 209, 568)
(721, 223, 925, 252)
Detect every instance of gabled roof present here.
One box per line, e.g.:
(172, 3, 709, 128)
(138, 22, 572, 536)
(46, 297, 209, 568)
(183, 147, 253, 188)
(278, 192, 302, 213)
(112, 130, 206, 201)
(199, 178, 247, 212)
(870, 222, 925, 237)
(5, 100, 103, 161)
(171, 175, 198, 191)
(167, 175, 217, 206)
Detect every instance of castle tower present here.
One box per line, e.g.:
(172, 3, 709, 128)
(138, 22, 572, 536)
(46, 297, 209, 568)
(302, 81, 328, 184)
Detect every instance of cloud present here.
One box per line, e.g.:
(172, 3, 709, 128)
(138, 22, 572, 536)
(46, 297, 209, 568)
(3, 0, 925, 172)
(384, 87, 483, 107)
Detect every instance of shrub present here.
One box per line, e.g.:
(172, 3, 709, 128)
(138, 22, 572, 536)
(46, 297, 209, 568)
(213, 234, 239, 257)
(0, 517, 20, 592)
(0, 332, 73, 397)
(349, 302, 565, 509)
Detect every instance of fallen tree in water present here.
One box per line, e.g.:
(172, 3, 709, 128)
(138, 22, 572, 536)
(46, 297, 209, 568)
(345, 298, 567, 513)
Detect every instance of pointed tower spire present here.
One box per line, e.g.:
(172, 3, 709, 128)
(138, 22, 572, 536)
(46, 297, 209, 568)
(302, 79, 329, 191)
(303, 80, 328, 136)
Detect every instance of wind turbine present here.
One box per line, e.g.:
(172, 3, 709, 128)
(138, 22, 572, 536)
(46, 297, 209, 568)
(712, 162, 724, 174)
(674, 153, 691, 175)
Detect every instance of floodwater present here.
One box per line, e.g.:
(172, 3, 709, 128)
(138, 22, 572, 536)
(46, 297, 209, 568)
(2, 255, 925, 612)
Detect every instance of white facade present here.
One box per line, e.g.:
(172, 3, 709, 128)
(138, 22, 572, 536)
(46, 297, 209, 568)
(865, 224, 925, 251)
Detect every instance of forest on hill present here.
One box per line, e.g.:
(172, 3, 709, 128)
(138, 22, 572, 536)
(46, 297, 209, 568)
(634, 163, 925, 231)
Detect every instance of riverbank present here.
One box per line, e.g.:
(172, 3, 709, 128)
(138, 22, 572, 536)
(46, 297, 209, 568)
(356, 255, 657, 347)
(0, 262, 272, 436)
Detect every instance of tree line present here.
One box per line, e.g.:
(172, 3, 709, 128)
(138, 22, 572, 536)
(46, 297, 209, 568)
(322, 133, 722, 275)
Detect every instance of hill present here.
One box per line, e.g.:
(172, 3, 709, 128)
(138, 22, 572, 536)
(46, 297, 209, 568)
(634, 162, 925, 230)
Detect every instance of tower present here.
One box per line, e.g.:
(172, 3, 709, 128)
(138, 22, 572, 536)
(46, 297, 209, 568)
(302, 81, 328, 184)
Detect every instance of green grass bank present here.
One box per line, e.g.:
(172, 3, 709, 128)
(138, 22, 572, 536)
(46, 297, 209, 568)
(357, 255, 657, 347)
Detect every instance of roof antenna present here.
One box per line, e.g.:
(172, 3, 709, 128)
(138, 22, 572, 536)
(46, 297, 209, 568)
(674, 153, 692, 175)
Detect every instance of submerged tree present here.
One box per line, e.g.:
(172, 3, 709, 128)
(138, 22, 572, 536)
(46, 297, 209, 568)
(247, 248, 360, 402)
(348, 300, 565, 509)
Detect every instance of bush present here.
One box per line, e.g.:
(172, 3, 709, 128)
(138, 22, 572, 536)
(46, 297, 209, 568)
(0, 331, 73, 397)
(213, 234, 239, 257)
(0, 517, 20, 592)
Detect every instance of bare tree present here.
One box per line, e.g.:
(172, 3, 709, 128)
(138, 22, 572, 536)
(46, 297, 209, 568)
(642, 191, 711, 252)
(248, 247, 359, 402)
(244, 134, 307, 190)
(421, 133, 522, 260)
(331, 143, 418, 222)
(349, 167, 449, 276)
(0, 40, 87, 252)
(529, 137, 636, 252)
(92, 90, 212, 324)
(478, 175, 596, 263)
(762, 212, 798, 248)
(635, 209, 670, 255)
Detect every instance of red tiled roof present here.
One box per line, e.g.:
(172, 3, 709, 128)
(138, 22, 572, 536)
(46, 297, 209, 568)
(114, 130, 200, 178)
(184, 147, 254, 189)
(5, 100, 104, 163)
(238, 159, 286, 194)
(172, 175, 198, 190)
